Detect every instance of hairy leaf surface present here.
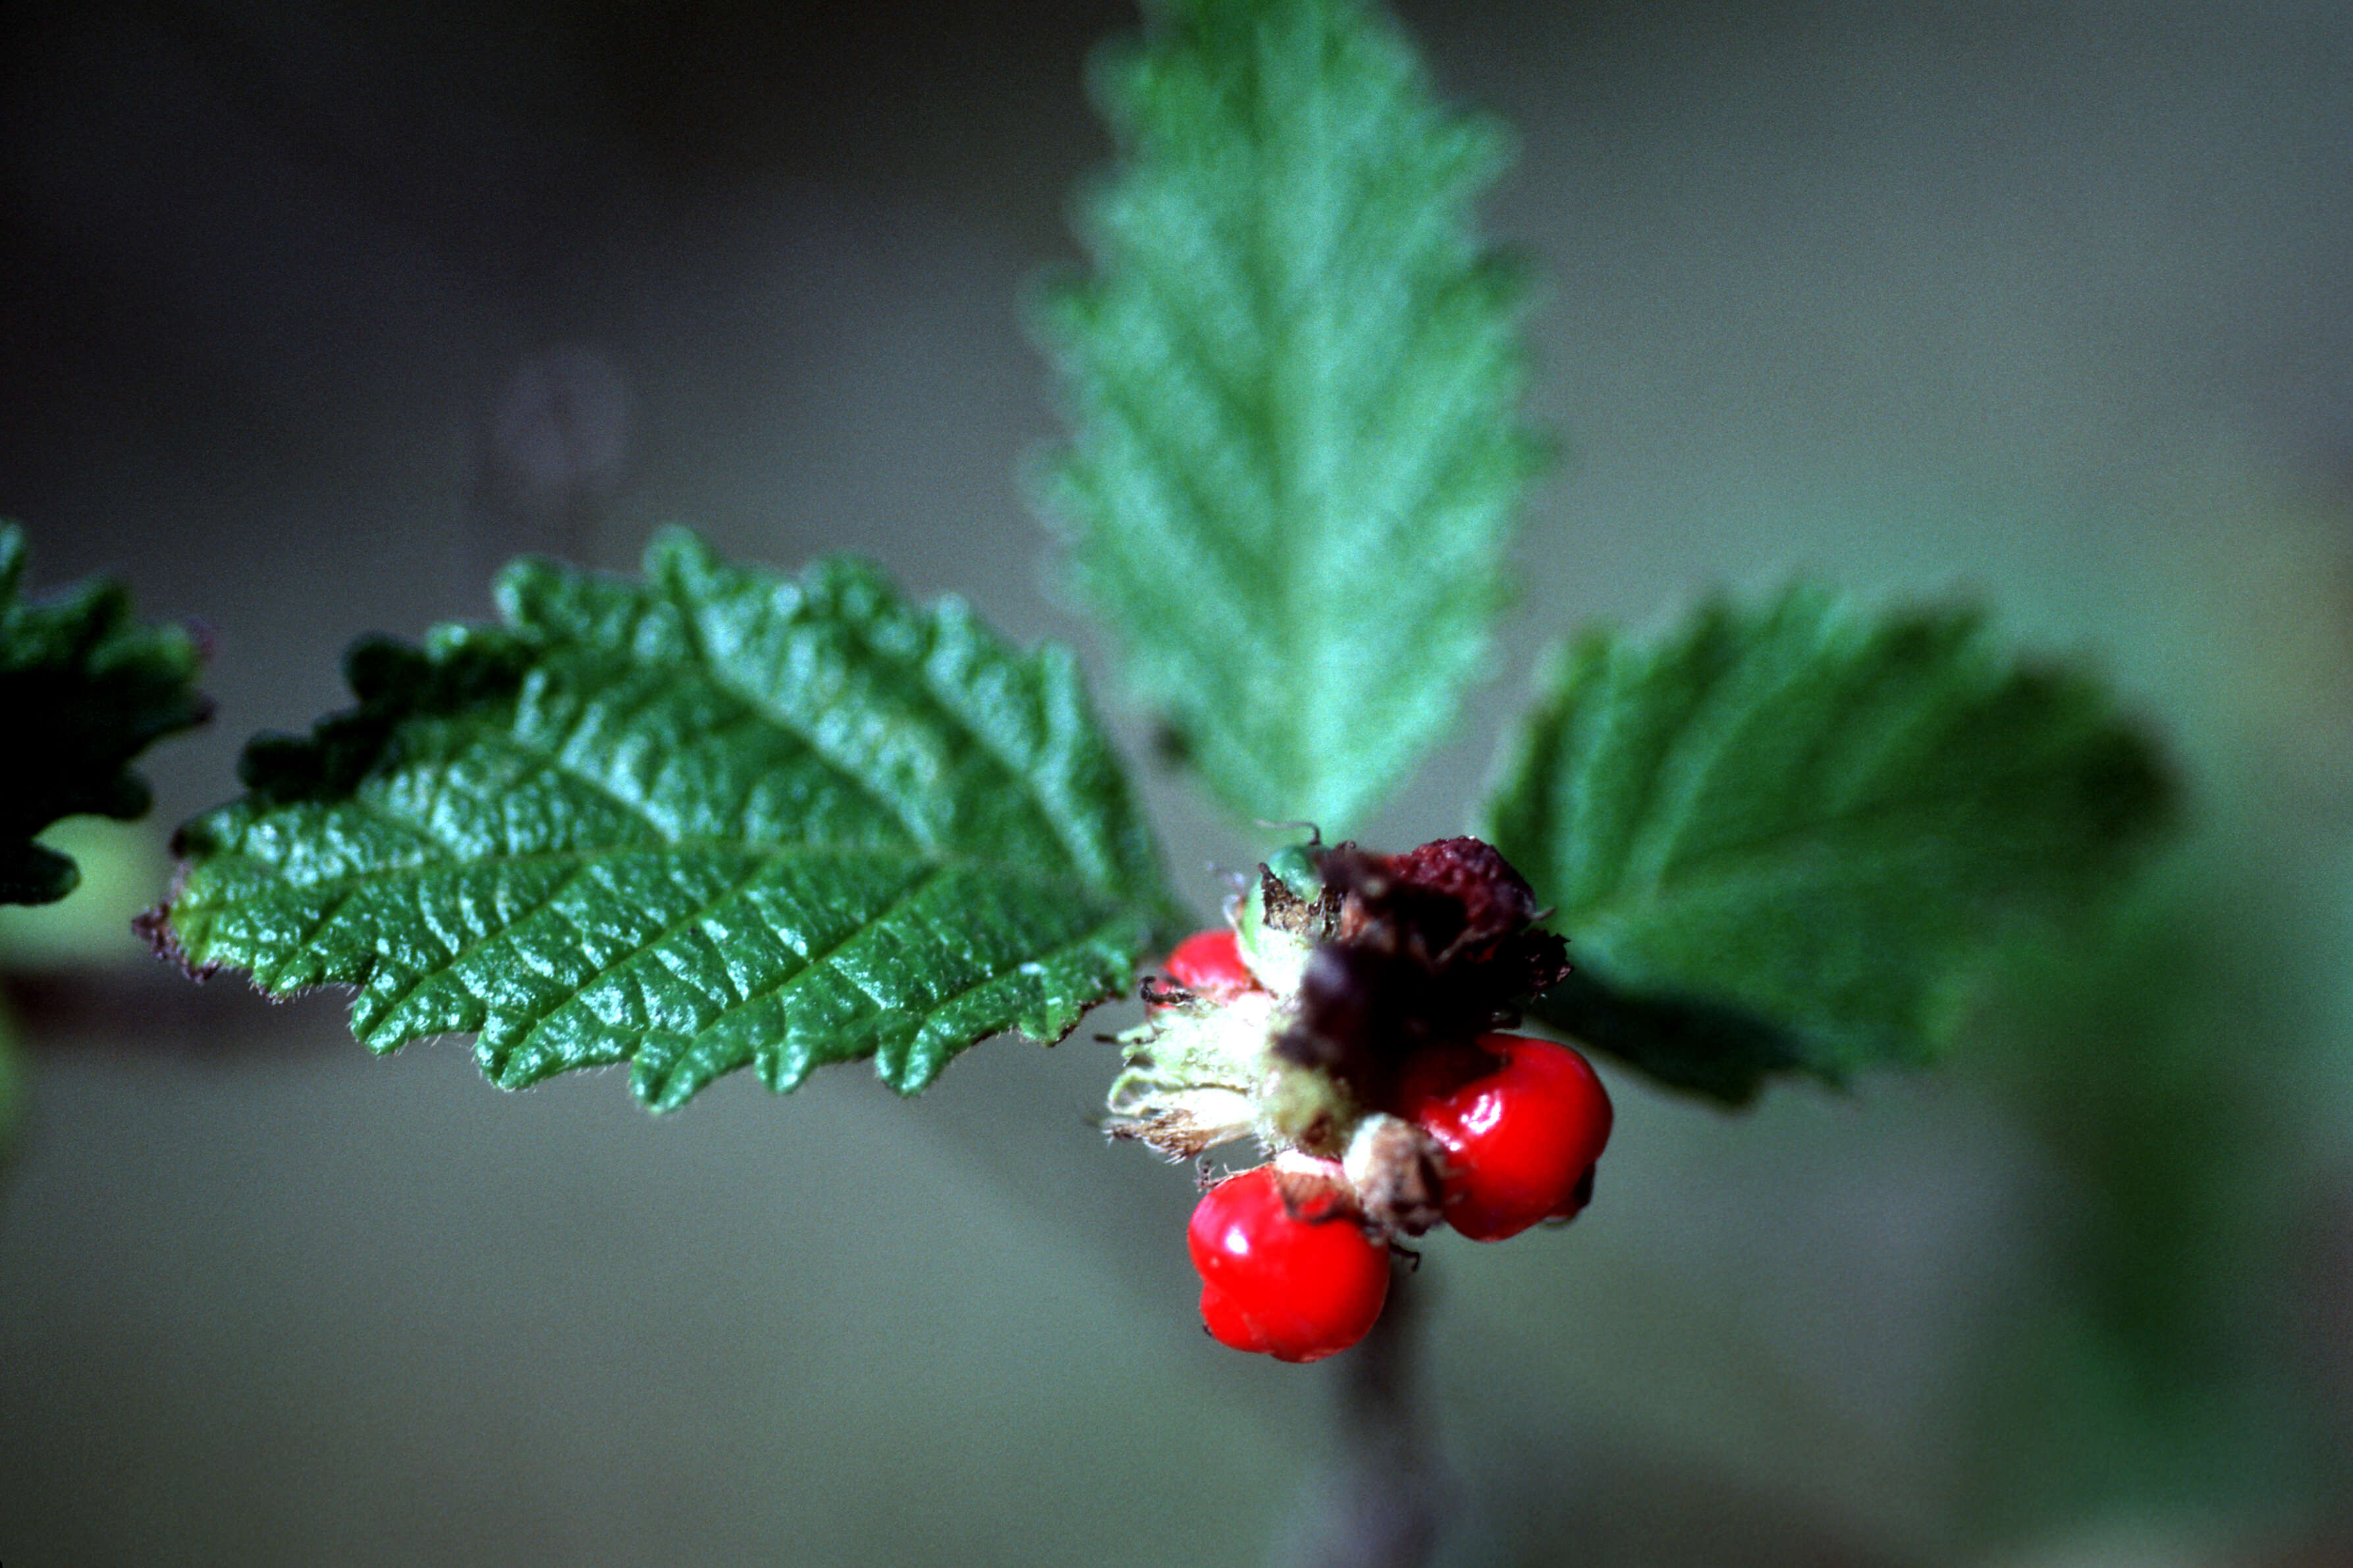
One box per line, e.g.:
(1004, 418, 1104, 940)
(1037, 0, 1543, 832)
(1484, 589, 2173, 1103)
(0, 521, 209, 904)
(156, 531, 1181, 1108)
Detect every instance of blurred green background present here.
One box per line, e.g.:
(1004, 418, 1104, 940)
(3, 1, 2350, 1562)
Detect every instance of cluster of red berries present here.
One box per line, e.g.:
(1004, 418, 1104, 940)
(1164, 929, 1613, 1363)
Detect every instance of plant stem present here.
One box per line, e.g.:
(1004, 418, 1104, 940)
(1284, 1258, 1449, 1568)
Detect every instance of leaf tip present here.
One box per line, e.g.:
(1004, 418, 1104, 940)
(132, 898, 217, 982)
(641, 524, 720, 582)
(0, 518, 25, 592)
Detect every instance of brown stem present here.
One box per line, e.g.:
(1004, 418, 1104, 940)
(1283, 1257, 1451, 1568)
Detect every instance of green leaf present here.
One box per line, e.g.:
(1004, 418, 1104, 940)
(1036, 0, 1544, 832)
(1483, 587, 2175, 1104)
(1951, 842, 2340, 1528)
(0, 521, 210, 905)
(153, 530, 1182, 1109)
(0, 818, 169, 965)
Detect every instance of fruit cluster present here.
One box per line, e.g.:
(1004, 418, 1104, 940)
(1123, 840, 1612, 1364)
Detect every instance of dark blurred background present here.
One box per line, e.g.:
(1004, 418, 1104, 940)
(3, 1, 2352, 1563)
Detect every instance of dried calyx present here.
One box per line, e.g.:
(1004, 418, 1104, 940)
(1107, 835, 1571, 1234)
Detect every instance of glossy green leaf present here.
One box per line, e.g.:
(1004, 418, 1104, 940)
(153, 530, 1181, 1108)
(0, 521, 209, 905)
(1036, 0, 1544, 832)
(1484, 587, 2174, 1103)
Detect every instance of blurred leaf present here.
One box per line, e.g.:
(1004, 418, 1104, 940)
(1036, 0, 1544, 832)
(152, 530, 1181, 1109)
(1951, 840, 2344, 1538)
(1484, 587, 2174, 1102)
(0, 521, 209, 905)
(0, 818, 169, 967)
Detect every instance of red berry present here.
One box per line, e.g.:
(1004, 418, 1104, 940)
(1399, 1033, 1612, 1242)
(1187, 1163, 1390, 1363)
(1162, 928, 1260, 1000)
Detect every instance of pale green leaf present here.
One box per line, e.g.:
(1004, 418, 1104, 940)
(152, 530, 1181, 1108)
(1037, 0, 1544, 832)
(1483, 587, 2174, 1103)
